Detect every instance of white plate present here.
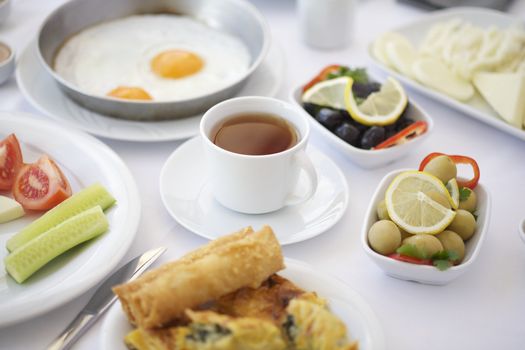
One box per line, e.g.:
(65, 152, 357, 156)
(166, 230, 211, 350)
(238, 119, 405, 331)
(99, 258, 385, 350)
(362, 169, 491, 285)
(15, 40, 285, 142)
(0, 112, 140, 327)
(159, 136, 349, 245)
(290, 84, 434, 169)
(368, 7, 525, 142)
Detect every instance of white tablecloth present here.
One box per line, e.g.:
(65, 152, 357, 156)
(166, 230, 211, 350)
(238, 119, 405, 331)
(1, 0, 524, 349)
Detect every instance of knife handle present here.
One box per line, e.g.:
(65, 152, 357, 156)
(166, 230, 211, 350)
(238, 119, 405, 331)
(47, 312, 95, 350)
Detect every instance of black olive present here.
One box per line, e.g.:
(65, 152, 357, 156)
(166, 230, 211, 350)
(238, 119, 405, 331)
(361, 126, 386, 149)
(395, 116, 415, 132)
(302, 102, 320, 117)
(340, 110, 369, 134)
(350, 119, 370, 135)
(315, 108, 344, 131)
(352, 82, 381, 99)
(335, 123, 360, 147)
(384, 123, 398, 139)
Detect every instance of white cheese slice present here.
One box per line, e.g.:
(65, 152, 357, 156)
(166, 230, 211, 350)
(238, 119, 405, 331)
(373, 32, 412, 69)
(386, 39, 418, 78)
(412, 57, 474, 101)
(473, 72, 525, 129)
(0, 196, 25, 224)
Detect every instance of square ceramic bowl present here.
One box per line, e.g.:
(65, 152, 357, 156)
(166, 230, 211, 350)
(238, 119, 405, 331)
(361, 169, 491, 285)
(289, 84, 434, 169)
(519, 219, 525, 244)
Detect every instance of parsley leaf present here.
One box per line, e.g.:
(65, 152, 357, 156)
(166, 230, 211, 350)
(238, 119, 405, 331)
(396, 244, 428, 259)
(432, 250, 459, 261)
(431, 250, 459, 271)
(327, 67, 369, 84)
(459, 187, 472, 202)
(433, 259, 453, 271)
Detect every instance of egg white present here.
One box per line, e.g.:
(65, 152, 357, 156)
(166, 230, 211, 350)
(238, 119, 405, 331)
(54, 15, 252, 101)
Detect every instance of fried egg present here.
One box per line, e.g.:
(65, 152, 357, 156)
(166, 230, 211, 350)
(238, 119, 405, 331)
(54, 15, 252, 101)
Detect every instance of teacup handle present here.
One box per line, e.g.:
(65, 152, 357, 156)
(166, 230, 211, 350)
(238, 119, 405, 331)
(284, 150, 318, 207)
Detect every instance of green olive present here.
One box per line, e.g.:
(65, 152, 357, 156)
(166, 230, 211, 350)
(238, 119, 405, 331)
(402, 234, 443, 257)
(436, 230, 465, 262)
(447, 209, 476, 240)
(376, 200, 390, 220)
(368, 220, 401, 255)
(427, 190, 451, 209)
(423, 155, 457, 183)
(458, 188, 477, 212)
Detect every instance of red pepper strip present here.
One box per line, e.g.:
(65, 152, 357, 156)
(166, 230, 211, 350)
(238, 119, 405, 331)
(373, 121, 428, 150)
(448, 155, 480, 189)
(418, 152, 444, 171)
(419, 153, 480, 189)
(388, 253, 432, 265)
(302, 64, 342, 92)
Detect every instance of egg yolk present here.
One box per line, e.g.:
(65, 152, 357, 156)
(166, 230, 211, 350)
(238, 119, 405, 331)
(151, 50, 204, 79)
(107, 87, 152, 100)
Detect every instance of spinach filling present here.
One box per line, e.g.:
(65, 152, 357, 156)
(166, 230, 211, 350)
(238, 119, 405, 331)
(186, 323, 232, 343)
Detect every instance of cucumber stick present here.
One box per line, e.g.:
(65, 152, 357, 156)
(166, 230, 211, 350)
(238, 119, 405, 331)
(6, 183, 115, 252)
(5, 206, 109, 283)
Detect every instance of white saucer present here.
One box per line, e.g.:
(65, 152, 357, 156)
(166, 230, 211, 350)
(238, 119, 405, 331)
(159, 137, 349, 245)
(15, 40, 285, 142)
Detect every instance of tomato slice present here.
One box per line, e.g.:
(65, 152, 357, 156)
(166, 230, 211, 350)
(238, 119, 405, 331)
(373, 121, 428, 150)
(0, 134, 24, 191)
(13, 155, 72, 210)
(419, 152, 480, 189)
(302, 64, 342, 92)
(48, 156, 72, 195)
(388, 253, 432, 265)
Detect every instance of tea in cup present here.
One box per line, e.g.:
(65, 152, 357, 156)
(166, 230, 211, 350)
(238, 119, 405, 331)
(200, 96, 318, 214)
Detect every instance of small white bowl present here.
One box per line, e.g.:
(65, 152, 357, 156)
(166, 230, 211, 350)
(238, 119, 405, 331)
(0, 0, 11, 25)
(361, 169, 491, 285)
(289, 84, 434, 169)
(519, 219, 525, 244)
(0, 41, 15, 85)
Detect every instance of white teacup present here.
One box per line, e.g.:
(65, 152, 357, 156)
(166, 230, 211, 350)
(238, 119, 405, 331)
(200, 96, 318, 214)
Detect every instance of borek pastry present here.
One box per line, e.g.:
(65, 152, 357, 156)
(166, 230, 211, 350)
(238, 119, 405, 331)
(124, 310, 286, 350)
(114, 226, 284, 328)
(283, 299, 359, 350)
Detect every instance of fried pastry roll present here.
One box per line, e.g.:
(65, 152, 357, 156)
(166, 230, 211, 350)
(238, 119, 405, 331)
(114, 226, 284, 329)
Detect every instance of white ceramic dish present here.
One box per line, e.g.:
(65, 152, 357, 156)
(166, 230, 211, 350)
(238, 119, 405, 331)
(0, 41, 14, 85)
(368, 7, 525, 142)
(519, 218, 525, 244)
(16, 39, 284, 142)
(290, 84, 434, 169)
(99, 258, 385, 350)
(159, 136, 349, 245)
(361, 169, 491, 285)
(0, 112, 140, 327)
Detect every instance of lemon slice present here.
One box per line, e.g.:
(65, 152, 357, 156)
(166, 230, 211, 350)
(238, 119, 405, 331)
(344, 77, 407, 126)
(385, 171, 457, 235)
(302, 76, 351, 110)
(446, 178, 460, 209)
